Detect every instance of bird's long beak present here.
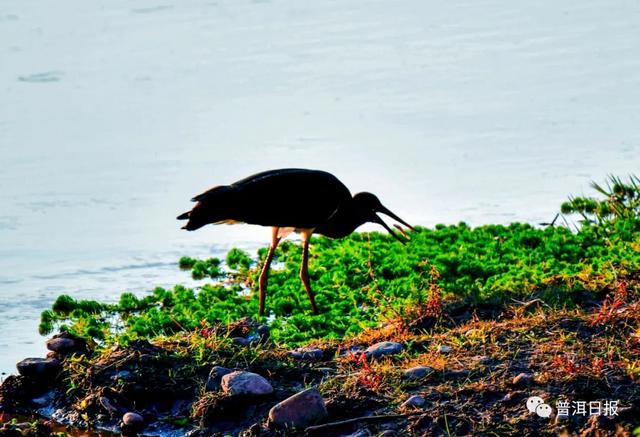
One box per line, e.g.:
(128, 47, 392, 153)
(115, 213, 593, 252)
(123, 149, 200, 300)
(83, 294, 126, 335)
(372, 214, 410, 244)
(376, 204, 415, 240)
(376, 205, 415, 231)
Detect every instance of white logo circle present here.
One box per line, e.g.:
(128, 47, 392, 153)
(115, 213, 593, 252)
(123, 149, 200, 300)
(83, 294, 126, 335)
(526, 396, 544, 413)
(535, 403, 552, 418)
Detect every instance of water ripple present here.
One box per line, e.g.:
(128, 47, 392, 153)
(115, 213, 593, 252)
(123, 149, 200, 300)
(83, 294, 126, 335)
(131, 5, 173, 14)
(18, 71, 63, 83)
(31, 261, 175, 281)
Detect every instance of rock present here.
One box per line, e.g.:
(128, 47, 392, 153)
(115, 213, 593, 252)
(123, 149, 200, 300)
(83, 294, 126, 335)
(221, 371, 273, 396)
(365, 341, 403, 359)
(290, 347, 324, 361)
(121, 412, 144, 433)
(111, 370, 133, 382)
(232, 337, 250, 346)
(257, 324, 270, 341)
(403, 366, 433, 380)
(437, 345, 452, 354)
(268, 387, 328, 428)
(31, 390, 55, 407)
(512, 372, 533, 386)
(16, 358, 60, 379)
(0, 375, 40, 409)
(45, 332, 87, 356)
(206, 366, 232, 391)
(402, 395, 426, 408)
(123, 412, 144, 426)
(45, 337, 75, 354)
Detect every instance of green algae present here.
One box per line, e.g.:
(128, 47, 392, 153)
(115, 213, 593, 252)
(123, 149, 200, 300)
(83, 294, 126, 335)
(39, 175, 640, 348)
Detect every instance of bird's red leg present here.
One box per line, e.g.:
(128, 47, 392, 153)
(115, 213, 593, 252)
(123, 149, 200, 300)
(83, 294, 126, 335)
(300, 231, 319, 314)
(259, 227, 281, 316)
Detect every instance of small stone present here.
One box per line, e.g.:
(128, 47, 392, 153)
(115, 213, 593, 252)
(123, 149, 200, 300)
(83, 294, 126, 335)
(46, 337, 76, 354)
(290, 347, 324, 361)
(512, 372, 533, 386)
(122, 412, 144, 432)
(257, 325, 270, 341)
(221, 371, 273, 396)
(436, 345, 452, 354)
(365, 341, 403, 359)
(403, 366, 433, 380)
(16, 358, 60, 378)
(111, 370, 133, 382)
(45, 333, 87, 356)
(268, 387, 328, 428)
(206, 366, 232, 391)
(401, 395, 426, 408)
(232, 337, 250, 346)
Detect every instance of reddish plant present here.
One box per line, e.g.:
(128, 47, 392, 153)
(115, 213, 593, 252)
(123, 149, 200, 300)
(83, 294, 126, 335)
(426, 269, 443, 318)
(356, 353, 382, 390)
(590, 280, 628, 327)
(553, 354, 583, 375)
(199, 319, 212, 338)
(344, 352, 383, 390)
(418, 259, 443, 318)
(591, 357, 605, 376)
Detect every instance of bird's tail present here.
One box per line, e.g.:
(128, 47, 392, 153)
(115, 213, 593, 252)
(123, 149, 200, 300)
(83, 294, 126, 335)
(177, 185, 237, 231)
(177, 206, 207, 231)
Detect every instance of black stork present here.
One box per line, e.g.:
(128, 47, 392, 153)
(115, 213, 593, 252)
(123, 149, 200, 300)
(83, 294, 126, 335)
(177, 168, 414, 316)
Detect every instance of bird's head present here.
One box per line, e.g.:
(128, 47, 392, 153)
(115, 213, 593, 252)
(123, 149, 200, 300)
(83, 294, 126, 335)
(352, 192, 415, 244)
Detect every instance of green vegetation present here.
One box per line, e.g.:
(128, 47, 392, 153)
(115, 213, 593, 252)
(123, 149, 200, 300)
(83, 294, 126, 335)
(179, 256, 223, 279)
(40, 175, 640, 348)
(561, 174, 640, 225)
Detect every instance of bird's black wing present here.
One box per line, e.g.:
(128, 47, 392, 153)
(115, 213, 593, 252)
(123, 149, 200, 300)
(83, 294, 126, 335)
(191, 185, 225, 202)
(230, 168, 351, 228)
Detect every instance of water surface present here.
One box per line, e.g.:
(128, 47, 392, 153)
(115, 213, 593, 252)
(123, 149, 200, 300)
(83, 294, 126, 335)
(1, 0, 639, 375)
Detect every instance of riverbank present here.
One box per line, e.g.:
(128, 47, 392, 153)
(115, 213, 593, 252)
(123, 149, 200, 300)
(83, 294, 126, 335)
(1, 293, 639, 436)
(2, 176, 640, 436)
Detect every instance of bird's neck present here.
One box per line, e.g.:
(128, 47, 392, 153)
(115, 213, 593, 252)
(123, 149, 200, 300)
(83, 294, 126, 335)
(315, 202, 367, 238)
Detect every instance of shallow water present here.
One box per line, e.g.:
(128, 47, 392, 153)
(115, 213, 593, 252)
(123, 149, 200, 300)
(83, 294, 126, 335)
(1, 0, 639, 375)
